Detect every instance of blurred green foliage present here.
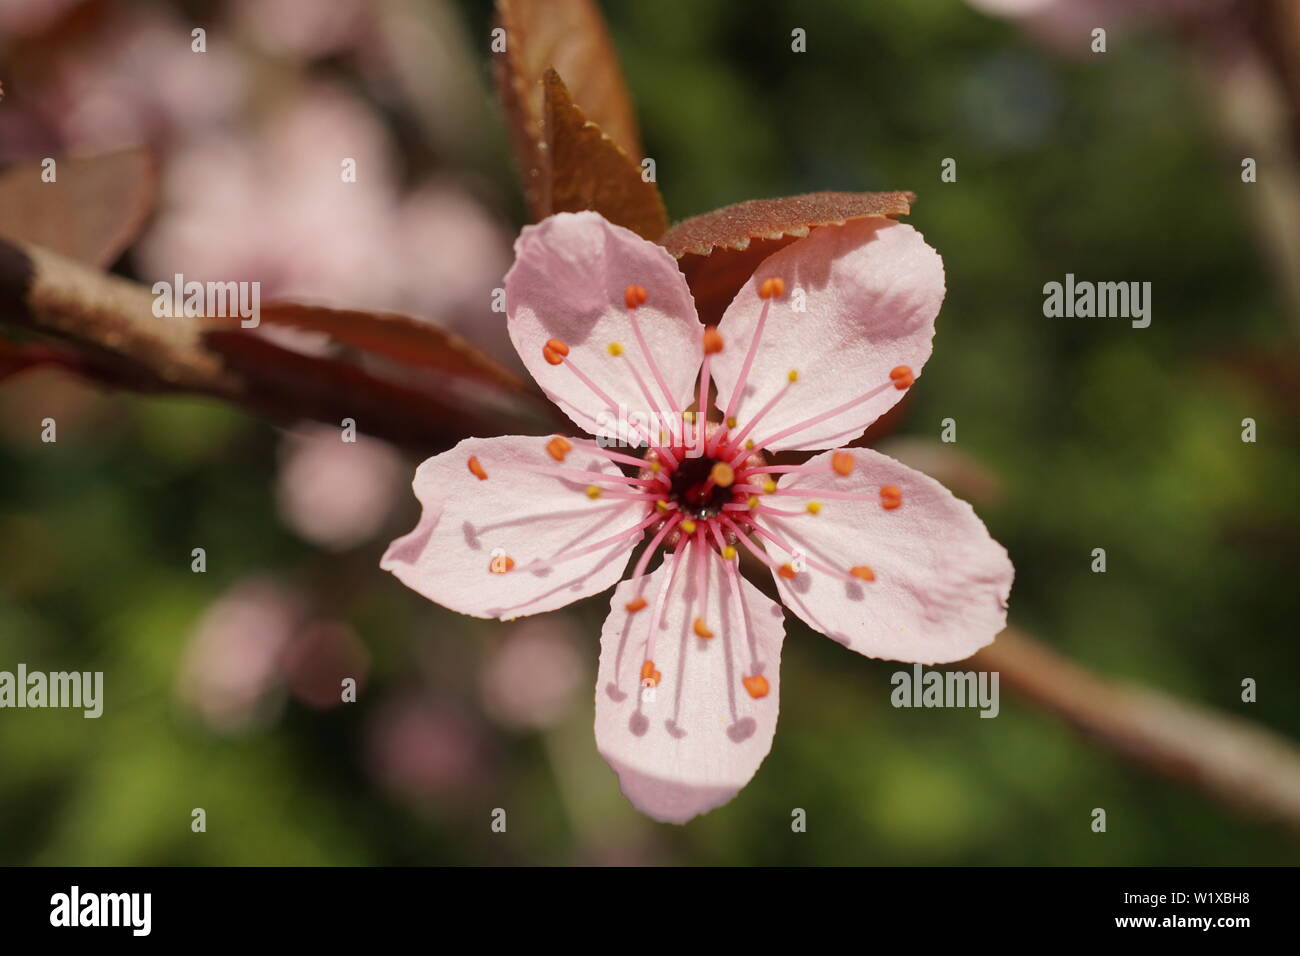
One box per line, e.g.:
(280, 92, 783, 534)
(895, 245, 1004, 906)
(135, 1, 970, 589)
(1, 0, 1297, 864)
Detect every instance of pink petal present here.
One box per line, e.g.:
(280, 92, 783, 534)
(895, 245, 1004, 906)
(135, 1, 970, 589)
(595, 549, 786, 824)
(762, 448, 1012, 664)
(381, 435, 648, 619)
(712, 220, 944, 452)
(505, 212, 703, 436)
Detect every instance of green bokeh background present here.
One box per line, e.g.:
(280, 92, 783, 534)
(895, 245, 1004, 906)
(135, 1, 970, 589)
(1, 0, 1297, 864)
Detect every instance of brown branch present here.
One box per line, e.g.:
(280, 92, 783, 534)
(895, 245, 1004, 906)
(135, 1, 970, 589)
(0, 238, 557, 451)
(972, 628, 1300, 833)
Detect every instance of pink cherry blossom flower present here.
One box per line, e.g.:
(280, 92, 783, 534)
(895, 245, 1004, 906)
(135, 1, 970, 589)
(382, 211, 1014, 824)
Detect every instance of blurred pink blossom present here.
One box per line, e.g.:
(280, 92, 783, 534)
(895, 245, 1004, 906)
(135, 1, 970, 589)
(176, 577, 302, 733)
(37, 5, 245, 151)
(480, 617, 586, 731)
(280, 620, 371, 710)
(137, 82, 512, 331)
(365, 696, 489, 800)
(275, 423, 404, 551)
(232, 0, 371, 60)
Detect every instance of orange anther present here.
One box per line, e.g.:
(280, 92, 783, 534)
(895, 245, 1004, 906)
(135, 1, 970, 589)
(889, 365, 914, 389)
(758, 277, 785, 299)
(625, 596, 648, 613)
(850, 565, 876, 582)
(545, 338, 570, 357)
(489, 553, 515, 574)
(693, 618, 714, 639)
(542, 345, 565, 365)
(625, 284, 648, 309)
(831, 451, 854, 476)
(640, 660, 661, 687)
(546, 436, 572, 461)
(742, 675, 770, 699)
(467, 456, 488, 480)
(778, 562, 798, 580)
(702, 326, 724, 354)
(880, 485, 902, 510)
(710, 461, 735, 488)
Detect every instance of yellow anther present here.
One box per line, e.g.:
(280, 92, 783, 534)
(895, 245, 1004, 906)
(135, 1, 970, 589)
(763, 479, 777, 495)
(586, 485, 602, 499)
(722, 545, 737, 561)
(710, 461, 735, 488)
(607, 341, 624, 356)
(680, 519, 698, 534)
(745, 439, 754, 449)
(649, 460, 662, 473)
(788, 369, 799, 383)
(747, 496, 760, 509)
(655, 500, 670, 513)
(806, 500, 821, 515)
(726, 416, 737, 428)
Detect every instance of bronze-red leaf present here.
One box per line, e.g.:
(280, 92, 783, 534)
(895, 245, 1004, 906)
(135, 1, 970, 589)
(660, 191, 915, 323)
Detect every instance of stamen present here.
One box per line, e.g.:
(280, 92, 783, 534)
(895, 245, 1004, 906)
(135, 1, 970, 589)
(748, 503, 804, 517)
(608, 352, 680, 468)
(626, 596, 648, 613)
(624, 512, 684, 606)
(758, 277, 785, 299)
(624, 284, 679, 415)
(719, 375, 795, 457)
(737, 460, 846, 480)
(542, 338, 569, 365)
(889, 365, 914, 389)
(644, 538, 690, 670)
(607, 342, 624, 356)
(585, 485, 602, 499)
(738, 376, 897, 460)
(720, 287, 777, 444)
(518, 511, 663, 572)
(710, 461, 735, 488)
(640, 659, 661, 687)
(805, 501, 822, 514)
(880, 485, 903, 510)
(708, 521, 771, 703)
(718, 517, 782, 574)
(690, 528, 711, 640)
(696, 332, 714, 457)
(522, 464, 659, 488)
(748, 520, 862, 583)
(546, 436, 572, 461)
(702, 327, 724, 354)
(489, 553, 515, 574)
(575, 440, 668, 478)
(832, 451, 855, 475)
(777, 563, 798, 580)
(467, 456, 488, 480)
(850, 565, 876, 581)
